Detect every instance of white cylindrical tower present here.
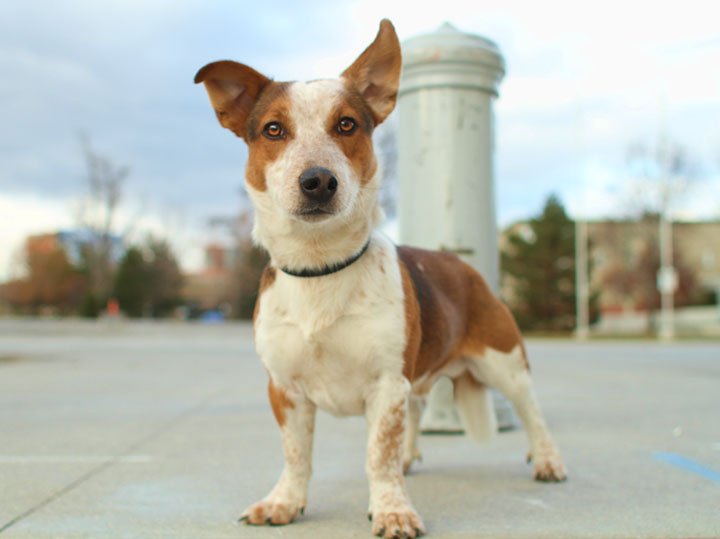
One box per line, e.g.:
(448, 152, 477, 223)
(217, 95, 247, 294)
(398, 22, 505, 290)
(397, 23, 509, 432)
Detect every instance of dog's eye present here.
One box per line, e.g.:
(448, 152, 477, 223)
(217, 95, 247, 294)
(337, 117, 357, 135)
(263, 122, 284, 140)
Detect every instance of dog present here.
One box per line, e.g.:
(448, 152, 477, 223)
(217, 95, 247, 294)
(195, 19, 566, 538)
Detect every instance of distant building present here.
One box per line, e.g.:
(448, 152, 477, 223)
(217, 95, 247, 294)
(501, 218, 720, 315)
(587, 219, 720, 311)
(182, 243, 236, 312)
(27, 230, 124, 267)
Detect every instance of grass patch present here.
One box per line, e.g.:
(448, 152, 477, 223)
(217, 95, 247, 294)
(0, 355, 26, 365)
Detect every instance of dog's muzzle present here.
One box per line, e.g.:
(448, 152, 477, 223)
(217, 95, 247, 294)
(299, 167, 338, 206)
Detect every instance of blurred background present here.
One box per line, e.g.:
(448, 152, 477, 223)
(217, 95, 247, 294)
(1, 0, 719, 338)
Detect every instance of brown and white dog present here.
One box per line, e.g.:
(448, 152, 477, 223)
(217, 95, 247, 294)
(195, 19, 566, 538)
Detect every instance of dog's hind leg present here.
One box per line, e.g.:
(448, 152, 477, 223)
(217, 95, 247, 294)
(469, 346, 567, 482)
(452, 371, 497, 442)
(402, 395, 424, 474)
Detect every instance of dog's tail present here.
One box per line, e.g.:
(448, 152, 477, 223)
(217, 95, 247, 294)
(453, 372, 497, 442)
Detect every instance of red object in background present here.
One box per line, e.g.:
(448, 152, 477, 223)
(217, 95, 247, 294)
(107, 298, 120, 316)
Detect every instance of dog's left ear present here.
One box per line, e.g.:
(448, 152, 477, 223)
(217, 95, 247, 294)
(194, 61, 272, 140)
(342, 19, 402, 126)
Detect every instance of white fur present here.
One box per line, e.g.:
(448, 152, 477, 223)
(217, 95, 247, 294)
(467, 346, 566, 479)
(246, 80, 423, 531)
(453, 374, 497, 442)
(264, 81, 359, 218)
(256, 232, 406, 415)
(252, 231, 423, 530)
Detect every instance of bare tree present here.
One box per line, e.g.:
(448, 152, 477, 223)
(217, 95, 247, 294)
(77, 135, 129, 302)
(624, 137, 700, 338)
(625, 138, 698, 217)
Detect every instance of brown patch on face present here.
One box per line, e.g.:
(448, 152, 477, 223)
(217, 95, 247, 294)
(244, 83, 293, 192)
(252, 264, 276, 325)
(397, 246, 527, 382)
(328, 84, 378, 185)
(268, 378, 295, 427)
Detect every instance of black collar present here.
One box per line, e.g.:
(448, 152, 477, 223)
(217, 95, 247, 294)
(279, 239, 371, 278)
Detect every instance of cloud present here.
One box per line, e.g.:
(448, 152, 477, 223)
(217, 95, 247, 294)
(1, 0, 719, 282)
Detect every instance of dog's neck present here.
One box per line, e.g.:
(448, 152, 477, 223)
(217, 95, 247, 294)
(252, 195, 382, 275)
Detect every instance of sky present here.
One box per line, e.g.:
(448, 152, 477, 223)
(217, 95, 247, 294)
(1, 0, 719, 279)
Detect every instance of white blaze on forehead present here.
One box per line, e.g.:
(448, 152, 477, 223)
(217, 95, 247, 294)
(260, 79, 359, 220)
(287, 80, 346, 134)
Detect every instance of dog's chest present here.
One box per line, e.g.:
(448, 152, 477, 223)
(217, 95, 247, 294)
(254, 239, 406, 416)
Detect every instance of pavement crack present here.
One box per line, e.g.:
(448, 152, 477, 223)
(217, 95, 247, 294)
(0, 389, 226, 534)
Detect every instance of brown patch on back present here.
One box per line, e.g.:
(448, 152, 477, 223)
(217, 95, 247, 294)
(399, 260, 421, 381)
(397, 246, 527, 382)
(268, 378, 295, 427)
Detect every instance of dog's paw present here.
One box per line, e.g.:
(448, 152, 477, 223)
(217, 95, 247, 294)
(529, 449, 567, 482)
(370, 507, 426, 538)
(239, 499, 304, 526)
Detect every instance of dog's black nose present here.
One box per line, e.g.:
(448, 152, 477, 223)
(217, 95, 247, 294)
(299, 167, 338, 204)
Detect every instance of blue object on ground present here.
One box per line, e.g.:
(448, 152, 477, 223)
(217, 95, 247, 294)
(200, 310, 225, 323)
(654, 452, 720, 483)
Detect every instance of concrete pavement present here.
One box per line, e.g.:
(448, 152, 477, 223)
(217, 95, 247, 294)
(0, 319, 718, 538)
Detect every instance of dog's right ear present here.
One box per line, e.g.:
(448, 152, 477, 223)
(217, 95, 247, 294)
(342, 19, 402, 126)
(194, 61, 271, 140)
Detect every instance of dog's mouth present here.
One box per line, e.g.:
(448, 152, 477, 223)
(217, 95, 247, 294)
(294, 206, 335, 221)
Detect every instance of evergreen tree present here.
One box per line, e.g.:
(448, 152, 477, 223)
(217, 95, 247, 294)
(144, 238, 183, 317)
(113, 239, 183, 318)
(501, 195, 594, 331)
(113, 247, 147, 318)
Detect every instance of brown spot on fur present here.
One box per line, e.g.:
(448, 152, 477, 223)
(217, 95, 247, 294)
(268, 378, 295, 427)
(333, 84, 375, 134)
(373, 401, 405, 474)
(252, 265, 276, 325)
(245, 84, 293, 191)
(246, 83, 291, 141)
(327, 85, 378, 185)
(397, 245, 527, 382)
(399, 261, 421, 381)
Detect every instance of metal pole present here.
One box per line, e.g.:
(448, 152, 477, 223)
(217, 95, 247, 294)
(397, 23, 510, 432)
(658, 214, 676, 340)
(575, 219, 590, 339)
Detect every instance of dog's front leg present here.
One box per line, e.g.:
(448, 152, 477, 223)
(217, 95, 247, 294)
(240, 379, 315, 526)
(366, 375, 426, 538)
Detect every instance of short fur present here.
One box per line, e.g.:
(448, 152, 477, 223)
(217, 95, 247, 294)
(196, 19, 565, 539)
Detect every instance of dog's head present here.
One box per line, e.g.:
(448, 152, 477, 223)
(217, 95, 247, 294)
(195, 20, 401, 240)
